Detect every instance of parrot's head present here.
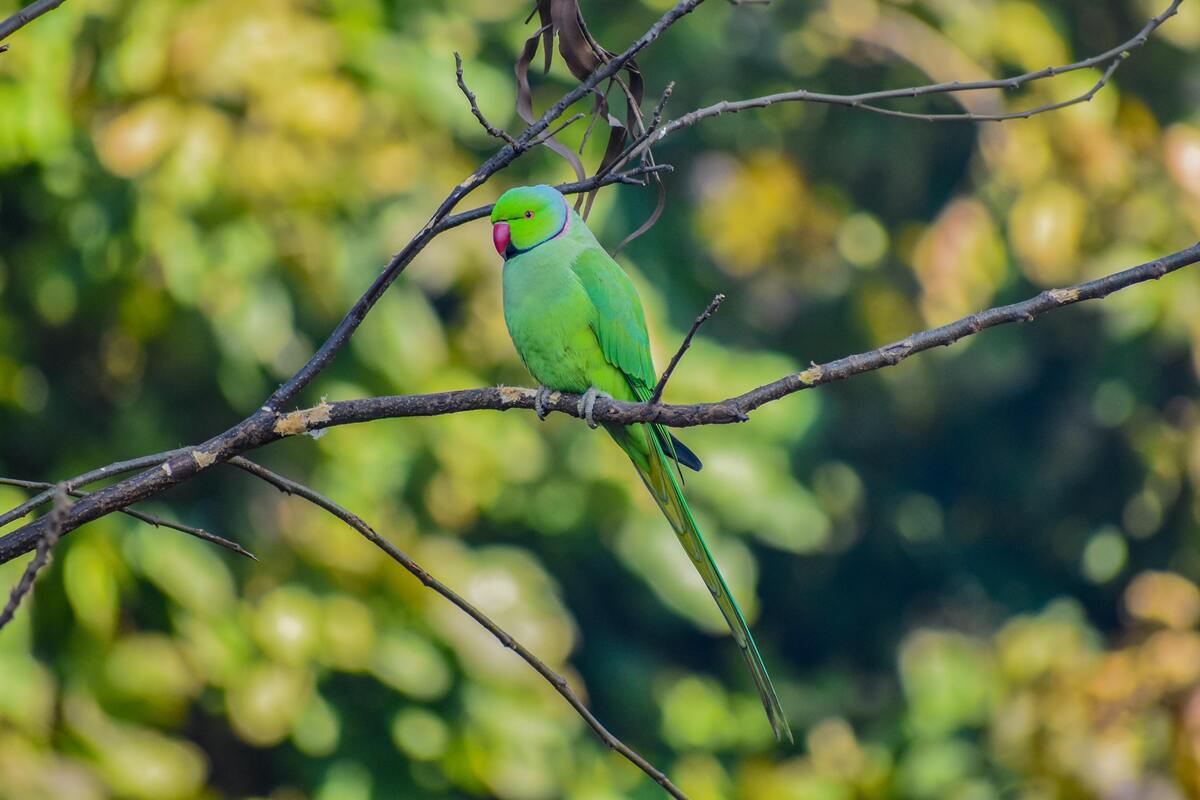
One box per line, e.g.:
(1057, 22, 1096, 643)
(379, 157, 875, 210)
(490, 185, 569, 259)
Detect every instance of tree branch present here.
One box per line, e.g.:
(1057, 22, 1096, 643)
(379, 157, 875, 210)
(0, 0, 67, 44)
(225, 241, 1200, 435)
(227, 457, 687, 799)
(651, 292, 724, 404)
(0, 448, 189, 530)
(0, 478, 255, 561)
(455, 52, 519, 146)
(0, 486, 67, 629)
(5, 240, 1196, 566)
(617, 0, 1181, 169)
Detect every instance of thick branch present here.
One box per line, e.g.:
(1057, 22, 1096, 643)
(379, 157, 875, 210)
(252, 241, 1200, 432)
(0, 448, 189, 530)
(5, 240, 1195, 566)
(0, 0, 66, 43)
(0, 478, 254, 561)
(228, 458, 687, 799)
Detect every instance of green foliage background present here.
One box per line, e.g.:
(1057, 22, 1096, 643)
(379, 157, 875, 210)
(2, 0, 1200, 797)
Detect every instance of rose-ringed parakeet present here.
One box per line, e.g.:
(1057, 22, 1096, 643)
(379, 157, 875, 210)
(491, 184, 791, 742)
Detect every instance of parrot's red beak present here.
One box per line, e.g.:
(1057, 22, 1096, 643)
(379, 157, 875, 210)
(492, 222, 511, 257)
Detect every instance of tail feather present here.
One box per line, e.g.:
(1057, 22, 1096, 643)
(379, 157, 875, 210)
(620, 423, 792, 743)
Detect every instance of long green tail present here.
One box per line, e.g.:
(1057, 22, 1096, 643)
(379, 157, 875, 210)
(618, 422, 793, 743)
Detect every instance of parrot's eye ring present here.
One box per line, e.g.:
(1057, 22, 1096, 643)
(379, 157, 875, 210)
(524, 210, 533, 219)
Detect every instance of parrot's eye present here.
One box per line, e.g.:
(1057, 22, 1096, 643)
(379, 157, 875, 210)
(524, 210, 533, 219)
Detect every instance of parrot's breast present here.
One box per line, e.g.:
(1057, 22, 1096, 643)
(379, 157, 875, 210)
(501, 239, 616, 395)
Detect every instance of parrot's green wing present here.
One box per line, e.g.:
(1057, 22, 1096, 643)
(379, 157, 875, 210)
(568, 246, 656, 391)
(568, 245, 792, 743)
(569, 247, 700, 471)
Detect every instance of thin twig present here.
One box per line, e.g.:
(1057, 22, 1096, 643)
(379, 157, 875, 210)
(651, 293, 724, 404)
(0, 478, 255, 560)
(849, 52, 1126, 122)
(648, 82, 676, 136)
(433, 163, 674, 230)
(227, 457, 689, 800)
(0, 486, 68, 630)
(529, 112, 588, 147)
(0, 0, 66, 43)
(454, 52, 519, 146)
(0, 448, 189, 530)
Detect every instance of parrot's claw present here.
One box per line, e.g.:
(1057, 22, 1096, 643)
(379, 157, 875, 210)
(577, 387, 609, 429)
(534, 385, 552, 421)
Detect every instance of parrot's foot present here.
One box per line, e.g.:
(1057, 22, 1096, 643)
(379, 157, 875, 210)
(577, 387, 610, 429)
(534, 385, 552, 421)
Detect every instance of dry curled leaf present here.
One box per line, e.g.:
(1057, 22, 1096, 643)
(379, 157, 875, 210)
(515, 0, 664, 246)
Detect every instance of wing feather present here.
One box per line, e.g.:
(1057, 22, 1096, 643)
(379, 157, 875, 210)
(570, 246, 700, 473)
(568, 247, 656, 392)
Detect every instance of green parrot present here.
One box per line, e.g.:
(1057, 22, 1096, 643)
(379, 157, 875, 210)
(490, 184, 791, 742)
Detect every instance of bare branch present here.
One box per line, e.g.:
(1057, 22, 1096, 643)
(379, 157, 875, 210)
(0, 478, 255, 561)
(0, 448, 189, 530)
(529, 112, 588, 147)
(619, 0, 1180, 167)
(215, 241, 1195, 437)
(648, 81, 676, 136)
(454, 52, 519, 146)
(0, 486, 68, 630)
(3, 241, 1196, 567)
(227, 457, 688, 800)
(0, 0, 67, 44)
(852, 55, 1125, 123)
(651, 293, 724, 404)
